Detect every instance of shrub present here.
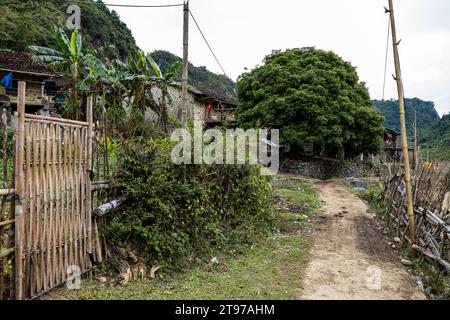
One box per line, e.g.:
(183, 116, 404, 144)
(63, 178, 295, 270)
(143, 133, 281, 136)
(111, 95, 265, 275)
(102, 137, 275, 270)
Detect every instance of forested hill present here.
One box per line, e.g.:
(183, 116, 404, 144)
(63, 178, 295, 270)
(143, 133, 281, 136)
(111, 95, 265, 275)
(372, 98, 440, 139)
(0, 1, 236, 97)
(420, 114, 450, 160)
(0, 0, 138, 58)
(151, 50, 237, 97)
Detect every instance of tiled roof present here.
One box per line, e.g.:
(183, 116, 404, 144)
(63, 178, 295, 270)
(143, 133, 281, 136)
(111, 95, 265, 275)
(0, 49, 55, 76)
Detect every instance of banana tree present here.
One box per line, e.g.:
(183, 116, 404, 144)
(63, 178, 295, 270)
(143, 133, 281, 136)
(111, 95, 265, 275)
(29, 26, 84, 120)
(124, 52, 181, 132)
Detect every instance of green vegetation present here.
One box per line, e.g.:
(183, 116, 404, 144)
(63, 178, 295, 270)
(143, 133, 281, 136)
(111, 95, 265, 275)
(372, 98, 440, 140)
(413, 260, 450, 300)
(237, 48, 385, 159)
(43, 177, 319, 300)
(151, 50, 237, 97)
(356, 183, 386, 216)
(0, 0, 138, 58)
(420, 113, 450, 160)
(103, 131, 275, 271)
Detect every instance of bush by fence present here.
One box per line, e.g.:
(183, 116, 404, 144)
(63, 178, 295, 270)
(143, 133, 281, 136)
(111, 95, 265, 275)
(102, 137, 275, 271)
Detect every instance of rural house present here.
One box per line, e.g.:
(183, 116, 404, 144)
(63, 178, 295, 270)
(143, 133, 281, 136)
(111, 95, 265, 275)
(147, 83, 238, 127)
(0, 49, 59, 119)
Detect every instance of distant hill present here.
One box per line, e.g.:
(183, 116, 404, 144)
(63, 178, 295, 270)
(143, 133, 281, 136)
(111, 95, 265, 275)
(0, 0, 138, 58)
(0, 1, 236, 97)
(372, 98, 440, 140)
(151, 50, 237, 98)
(420, 113, 450, 160)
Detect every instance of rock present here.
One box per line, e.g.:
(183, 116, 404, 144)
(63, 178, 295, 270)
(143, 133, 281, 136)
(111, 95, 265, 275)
(210, 257, 219, 265)
(392, 244, 396, 249)
(401, 259, 413, 266)
(98, 276, 107, 284)
(344, 177, 369, 190)
(300, 203, 311, 212)
(394, 237, 401, 243)
(410, 275, 424, 292)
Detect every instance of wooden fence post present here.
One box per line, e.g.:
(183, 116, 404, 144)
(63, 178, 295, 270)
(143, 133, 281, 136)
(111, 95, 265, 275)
(86, 96, 93, 255)
(14, 82, 26, 300)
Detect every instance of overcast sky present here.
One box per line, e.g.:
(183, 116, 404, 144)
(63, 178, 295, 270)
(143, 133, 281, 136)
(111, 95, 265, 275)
(97, 0, 450, 116)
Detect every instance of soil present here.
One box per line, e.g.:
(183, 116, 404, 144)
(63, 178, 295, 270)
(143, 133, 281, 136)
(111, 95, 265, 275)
(285, 176, 426, 300)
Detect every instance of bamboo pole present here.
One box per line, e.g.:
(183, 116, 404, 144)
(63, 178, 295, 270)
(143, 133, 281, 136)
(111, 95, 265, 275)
(413, 111, 418, 169)
(14, 81, 26, 300)
(102, 108, 109, 180)
(24, 123, 32, 296)
(387, 0, 416, 255)
(30, 124, 38, 295)
(86, 96, 93, 255)
(2, 108, 8, 188)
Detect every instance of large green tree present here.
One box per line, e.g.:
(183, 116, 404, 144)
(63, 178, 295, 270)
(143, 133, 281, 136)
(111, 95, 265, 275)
(236, 47, 384, 158)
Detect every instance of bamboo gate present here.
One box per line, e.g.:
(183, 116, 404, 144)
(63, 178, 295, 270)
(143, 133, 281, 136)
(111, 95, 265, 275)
(0, 83, 113, 300)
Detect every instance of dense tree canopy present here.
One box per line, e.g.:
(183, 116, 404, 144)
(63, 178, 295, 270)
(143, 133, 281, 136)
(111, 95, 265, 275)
(236, 48, 384, 157)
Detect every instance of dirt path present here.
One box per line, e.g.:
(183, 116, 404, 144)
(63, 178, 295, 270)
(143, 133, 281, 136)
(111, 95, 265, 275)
(297, 178, 426, 300)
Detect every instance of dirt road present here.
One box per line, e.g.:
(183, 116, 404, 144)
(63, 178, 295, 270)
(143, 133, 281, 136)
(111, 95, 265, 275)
(298, 178, 425, 300)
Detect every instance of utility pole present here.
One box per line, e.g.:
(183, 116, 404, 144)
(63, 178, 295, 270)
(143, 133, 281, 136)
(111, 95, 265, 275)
(413, 110, 418, 169)
(179, 0, 189, 127)
(387, 0, 416, 255)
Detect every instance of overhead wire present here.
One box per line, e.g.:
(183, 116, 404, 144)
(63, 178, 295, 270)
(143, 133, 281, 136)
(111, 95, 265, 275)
(188, 9, 229, 78)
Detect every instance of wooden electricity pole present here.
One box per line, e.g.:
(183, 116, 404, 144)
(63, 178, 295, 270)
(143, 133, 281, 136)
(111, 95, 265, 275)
(413, 110, 418, 169)
(387, 0, 416, 253)
(179, 0, 189, 127)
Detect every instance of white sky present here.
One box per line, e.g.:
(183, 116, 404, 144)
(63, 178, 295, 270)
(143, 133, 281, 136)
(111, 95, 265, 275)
(96, 0, 450, 116)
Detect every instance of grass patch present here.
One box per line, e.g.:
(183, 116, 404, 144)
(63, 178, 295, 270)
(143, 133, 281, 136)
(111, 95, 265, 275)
(45, 235, 310, 300)
(42, 177, 319, 300)
(413, 260, 450, 300)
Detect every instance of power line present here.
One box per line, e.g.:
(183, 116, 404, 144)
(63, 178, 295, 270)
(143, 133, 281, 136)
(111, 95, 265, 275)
(382, 14, 391, 106)
(66, 0, 184, 8)
(189, 9, 229, 78)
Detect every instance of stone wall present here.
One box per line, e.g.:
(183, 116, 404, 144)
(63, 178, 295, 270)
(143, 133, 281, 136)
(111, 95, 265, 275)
(145, 85, 205, 124)
(280, 158, 374, 180)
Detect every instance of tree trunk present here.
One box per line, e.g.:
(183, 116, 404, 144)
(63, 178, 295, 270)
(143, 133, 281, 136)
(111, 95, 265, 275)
(338, 147, 345, 161)
(320, 144, 326, 157)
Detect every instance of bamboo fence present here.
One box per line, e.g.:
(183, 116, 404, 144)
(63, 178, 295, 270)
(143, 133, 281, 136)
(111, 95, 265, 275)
(383, 163, 450, 273)
(0, 84, 115, 300)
